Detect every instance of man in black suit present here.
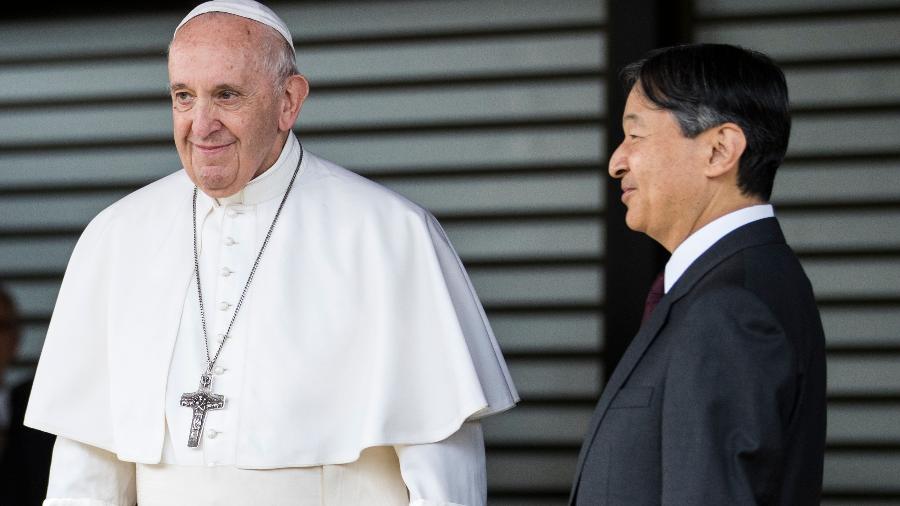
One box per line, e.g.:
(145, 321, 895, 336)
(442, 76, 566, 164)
(0, 285, 20, 463)
(0, 285, 55, 506)
(570, 44, 826, 505)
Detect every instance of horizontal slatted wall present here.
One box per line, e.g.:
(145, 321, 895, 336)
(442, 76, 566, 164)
(0, 0, 606, 502)
(695, 1, 900, 503)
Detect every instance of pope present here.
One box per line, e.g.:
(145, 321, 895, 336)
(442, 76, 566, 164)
(25, 1, 518, 505)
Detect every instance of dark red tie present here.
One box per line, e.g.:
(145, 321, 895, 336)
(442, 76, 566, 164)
(641, 271, 665, 323)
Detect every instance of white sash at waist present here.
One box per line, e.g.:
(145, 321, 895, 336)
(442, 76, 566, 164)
(136, 446, 409, 506)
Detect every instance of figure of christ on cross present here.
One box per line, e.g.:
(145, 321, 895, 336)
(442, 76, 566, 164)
(180, 373, 225, 448)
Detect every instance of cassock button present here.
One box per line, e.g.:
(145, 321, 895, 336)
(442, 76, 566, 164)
(221, 267, 233, 277)
(218, 301, 231, 311)
(213, 366, 225, 375)
(207, 429, 218, 439)
(224, 237, 237, 246)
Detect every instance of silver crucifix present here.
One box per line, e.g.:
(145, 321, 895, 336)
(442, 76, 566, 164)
(180, 373, 225, 448)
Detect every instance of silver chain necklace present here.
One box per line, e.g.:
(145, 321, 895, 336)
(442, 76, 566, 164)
(180, 146, 304, 448)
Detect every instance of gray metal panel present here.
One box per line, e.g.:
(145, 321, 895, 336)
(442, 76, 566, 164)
(2, 280, 61, 321)
(0, 237, 77, 274)
(468, 266, 602, 305)
(789, 113, 900, 155)
(775, 161, 900, 203)
(787, 65, 900, 107)
(0, 16, 178, 60)
(490, 313, 604, 353)
(696, 17, 900, 59)
(486, 451, 577, 491)
(0, 148, 180, 188)
(305, 127, 606, 172)
(0, 192, 126, 230)
(0, 3, 608, 503)
(0, 33, 605, 103)
(507, 359, 602, 398)
(0, 59, 168, 103)
(380, 171, 605, 215)
(828, 355, 900, 395)
(302, 81, 606, 126)
(828, 404, 900, 442)
(298, 33, 607, 83)
(821, 307, 900, 346)
(482, 405, 594, 444)
(0, 126, 606, 188)
(697, 0, 900, 15)
(823, 453, 900, 491)
(696, 1, 900, 500)
(0, 0, 606, 60)
(780, 210, 900, 252)
(0, 81, 604, 142)
(18, 324, 49, 360)
(804, 258, 900, 298)
(445, 220, 603, 260)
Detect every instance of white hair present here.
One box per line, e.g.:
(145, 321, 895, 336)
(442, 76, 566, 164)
(258, 26, 299, 94)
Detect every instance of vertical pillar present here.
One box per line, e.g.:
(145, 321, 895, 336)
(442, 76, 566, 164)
(603, 0, 693, 378)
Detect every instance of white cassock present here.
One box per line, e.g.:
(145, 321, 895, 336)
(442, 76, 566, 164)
(25, 133, 518, 506)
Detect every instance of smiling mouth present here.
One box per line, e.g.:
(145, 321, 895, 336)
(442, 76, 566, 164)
(193, 143, 233, 155)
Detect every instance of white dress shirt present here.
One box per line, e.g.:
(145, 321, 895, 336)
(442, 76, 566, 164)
(664, 204, 775, 293)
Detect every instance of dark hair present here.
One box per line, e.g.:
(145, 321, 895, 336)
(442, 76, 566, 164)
(621, 43, 790, 201)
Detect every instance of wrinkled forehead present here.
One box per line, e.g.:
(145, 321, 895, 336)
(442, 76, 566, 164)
(167, 16, 271, 91)
(168, 13, 280, 78)
(173, 0, 294, 54)
(172, 12, 267, 49)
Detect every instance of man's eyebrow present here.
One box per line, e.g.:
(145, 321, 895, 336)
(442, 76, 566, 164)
(211, 83, 247, 93)
(623, 113, 642, 125)
(168, 83, 248, 94)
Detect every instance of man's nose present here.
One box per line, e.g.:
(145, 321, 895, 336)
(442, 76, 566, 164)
(608, 143, 628, 179)
(191, 101, 221, 139)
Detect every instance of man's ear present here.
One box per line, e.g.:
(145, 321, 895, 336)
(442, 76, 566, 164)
(278, 74, 310, 132)
(704, 122, 746, 178)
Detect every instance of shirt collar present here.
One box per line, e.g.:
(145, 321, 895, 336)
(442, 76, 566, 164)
(664, 204, 775, 293)
(194, 133, 302, 211)
(217, 133, 302, 206)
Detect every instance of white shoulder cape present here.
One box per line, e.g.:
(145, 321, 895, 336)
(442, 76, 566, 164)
(25, 151, 518, 467)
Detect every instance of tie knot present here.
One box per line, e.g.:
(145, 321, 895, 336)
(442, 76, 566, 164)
(641, 271, 665, 324)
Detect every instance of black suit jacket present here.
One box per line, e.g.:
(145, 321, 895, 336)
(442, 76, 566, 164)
(0, 380, 56, 506)
(570, 218, 826, 505)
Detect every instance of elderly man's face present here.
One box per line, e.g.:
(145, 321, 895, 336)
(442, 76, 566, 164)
(168, 15, 287, 198)
(608, 87, 709, 251)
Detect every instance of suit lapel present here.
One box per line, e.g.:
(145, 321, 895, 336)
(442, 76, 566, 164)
(568, 285, 679, 501)
(569, 218, 787, 502)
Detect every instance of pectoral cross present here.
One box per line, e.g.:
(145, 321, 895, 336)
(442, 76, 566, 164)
(180, 373, 225, 448)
